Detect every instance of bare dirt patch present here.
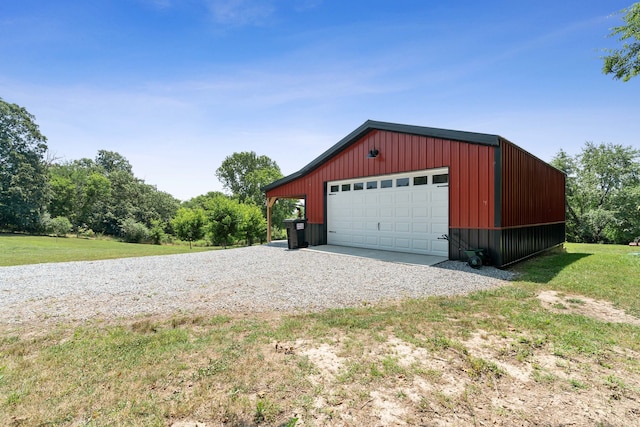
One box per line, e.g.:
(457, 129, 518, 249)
(537, 290, 640, 325)
(265, 331, 640, 426)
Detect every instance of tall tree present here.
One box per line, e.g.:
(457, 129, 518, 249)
(95, 150, 133, 175)
(551, 142, 640, 243)
(602, 2, 640, 81)
(0, 98, 49, 232)
(216, 151, 279, 204)
(215, 151, 296, 229)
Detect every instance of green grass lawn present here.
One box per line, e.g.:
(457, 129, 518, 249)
(0, 234, 217, 266)
(1, 242, 639, 426)
(514, 242, 640, 317)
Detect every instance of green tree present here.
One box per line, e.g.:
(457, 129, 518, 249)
(602, 2, 640, 81)
(49, 171, 77, 221)
(240, 202, 267, 245)
(95, 150, 133, 175)
(136, 185, 180, 226)
(551, 142, 640, 243)
(215, 151, 296, 231)
(205, 195, 243, 248)
(171, 207, 206, 248)
(49, 159, 101, 231)
(215, 151, 279, 204)
(183, 191, 228, 210)
(104, 168, 138, 235)
(0, 98, 49, 232)
(81, 172, 112, 233)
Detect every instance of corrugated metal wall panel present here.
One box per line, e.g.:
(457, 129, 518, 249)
(498, 223, 566, 266)
(459, 142, 470, 228)
(448, 228, 497, 264)
(500, 141, 565, 227)
(266, 129, 497, 229)
(449, 223, 565, 267)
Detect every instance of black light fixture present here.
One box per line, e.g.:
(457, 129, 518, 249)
(367, 148, 379, 159)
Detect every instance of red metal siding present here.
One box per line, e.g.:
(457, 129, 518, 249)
(500, 141, 565, 227)
(266, 130, 496, 229)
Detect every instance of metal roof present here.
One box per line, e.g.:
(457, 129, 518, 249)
(263, 120, 502, 192)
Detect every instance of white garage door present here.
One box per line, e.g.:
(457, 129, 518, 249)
(327, 169, 449, 256)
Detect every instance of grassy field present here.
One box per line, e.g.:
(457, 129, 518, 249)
(1, 243, 639, 426)
(0, 234, 217, 266)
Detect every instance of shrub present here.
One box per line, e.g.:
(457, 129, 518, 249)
(171, 208, 206, 249)
(270, 226, 287, 240)
(120, 218, 149, 243)
(149, 219, 167, 245)
(76, 224, 95, 239)
(49, 216, 73, 237)
(240, 203, 267, 245)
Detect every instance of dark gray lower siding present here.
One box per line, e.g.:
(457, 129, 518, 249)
(449, 222, 565, 268)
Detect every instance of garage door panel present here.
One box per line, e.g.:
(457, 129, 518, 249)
(365, 235, 379, 245)
(412, 191, 429, 203)
(395, 207, 410, 217)
(352, 222, 366, 231)
(412, 223, 429, 233)
(432, 240, 449, 253)
(334, 207, 352, 216)
(379, 237, 394, 247)
(330, 234, 350, 245)
(432, 189, 448, 202)
(351, 234, 367, 244)
(396, 192, 411, 203)
(432, 206, 448, 217)
(432, 222, 448, 235)
(380, 208, 394, 217)
(395, 238, 410, 249)
(365, 208, 378, 218)
(363, 221, 378, 231)
(379, 222, 393, 232)
(396, 222, 411, 232)
(412, 239, 429, 250)
(412, 207, 429, 218)
(333, 220, 352, 230)
(354, 210, 367, 219)
(327, 169, 449, 256)
(380, 193, 394, 204)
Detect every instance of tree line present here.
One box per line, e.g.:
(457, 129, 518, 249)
(2, 96, 638, 246)
(551, 143, 640, 245)
(1, 97, 295, 246)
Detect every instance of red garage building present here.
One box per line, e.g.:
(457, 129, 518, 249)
(264, 120, 565, 267)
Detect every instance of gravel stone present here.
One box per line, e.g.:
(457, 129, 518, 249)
(0, 243, 515, 324)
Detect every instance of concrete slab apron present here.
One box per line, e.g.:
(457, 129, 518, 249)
(302, 244, 447, 266)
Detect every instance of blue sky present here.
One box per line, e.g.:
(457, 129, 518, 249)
(1, 0, 638, 200)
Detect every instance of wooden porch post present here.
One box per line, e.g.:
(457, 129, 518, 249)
(266, 196, 277, 242)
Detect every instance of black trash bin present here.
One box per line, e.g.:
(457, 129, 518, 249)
(283, 219, 308, 249)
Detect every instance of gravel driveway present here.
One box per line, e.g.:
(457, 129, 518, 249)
(0, 243, 514, 324)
